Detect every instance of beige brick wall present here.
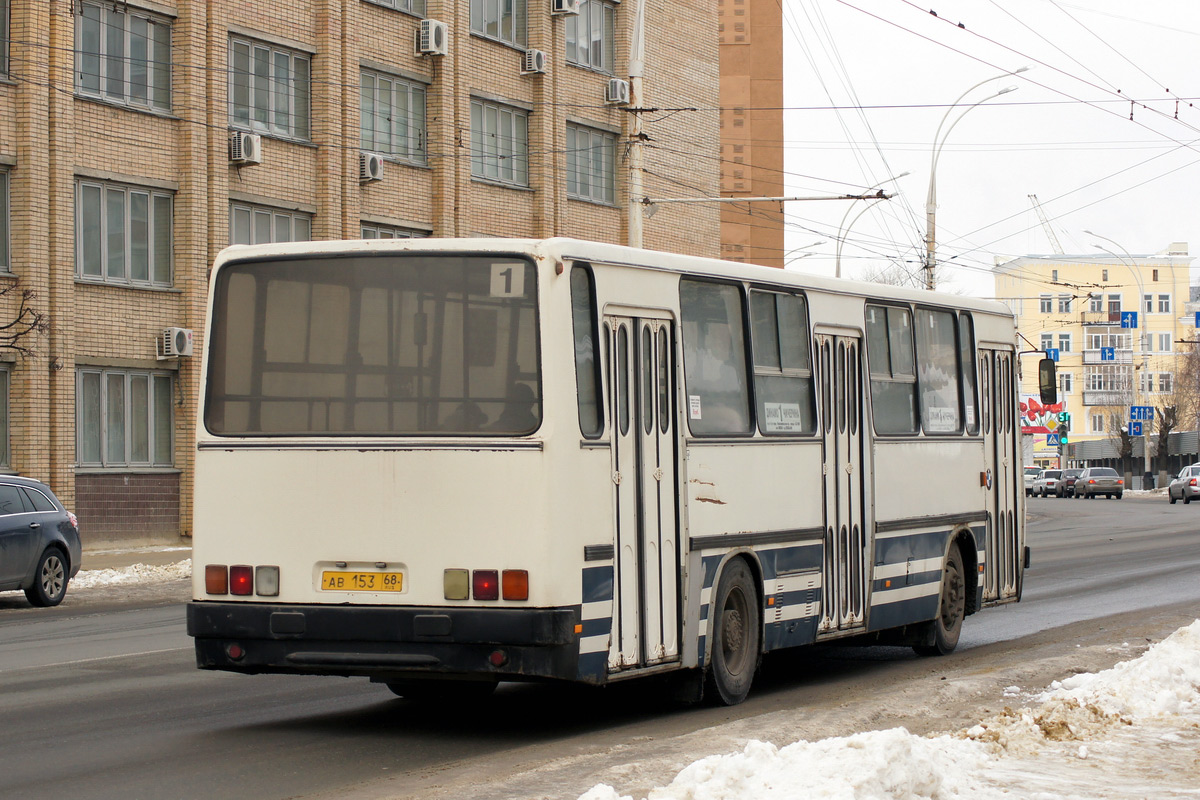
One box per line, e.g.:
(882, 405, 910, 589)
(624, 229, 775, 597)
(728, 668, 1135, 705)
(0, 0, 722, 541)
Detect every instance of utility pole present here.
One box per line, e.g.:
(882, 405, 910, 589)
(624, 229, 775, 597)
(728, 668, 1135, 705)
(627, 0, 646, 249)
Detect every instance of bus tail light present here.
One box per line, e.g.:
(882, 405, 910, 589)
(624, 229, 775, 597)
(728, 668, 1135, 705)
(472, 570, 499, 601)
(230, 565, 254, 596)
(205, 564, 229, 595)
(502, 569, 529, 601)
(255, 566, 280, 597)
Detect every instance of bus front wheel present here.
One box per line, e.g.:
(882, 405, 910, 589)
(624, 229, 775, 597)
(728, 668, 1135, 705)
(914, 547, 965, 657)
(705, 558, 760, 705)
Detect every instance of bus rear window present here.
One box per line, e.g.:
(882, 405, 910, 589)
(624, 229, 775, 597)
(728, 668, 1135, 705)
(205, 254, 540, 436)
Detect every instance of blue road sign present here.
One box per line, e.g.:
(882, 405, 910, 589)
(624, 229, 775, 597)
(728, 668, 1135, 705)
(1121, 311, 1138, 328)
(1046, 433, 1060, 445)
(1130, 405, 1154, 421)
(1195, 310, 1199, 328)
(1101, 346, 1115, 361)
(1129, 421, 1143, 436)
(1045, 347, 1060, 362)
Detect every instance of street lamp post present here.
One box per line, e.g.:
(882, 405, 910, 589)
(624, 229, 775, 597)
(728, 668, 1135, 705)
(924, 68, 1028, 290)
(835, 172, 910, 278)
(783, 240, 827, 268)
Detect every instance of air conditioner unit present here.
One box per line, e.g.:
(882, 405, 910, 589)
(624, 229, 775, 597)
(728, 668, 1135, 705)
(159, 327, 194, 359)
(605, 78, 630, 105)
(417, 19, 449, 56)
(359, 151, 384, 183)
(228, 131, 262, 165)
(522, 49, 548, 75)
(551, 0, 581, 14)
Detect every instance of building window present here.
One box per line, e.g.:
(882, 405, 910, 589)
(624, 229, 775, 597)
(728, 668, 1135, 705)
(230, 203, 311, 245)
(1106, 294, 1122, 315)
(76, 180, 173, 286)
(1153, 268, 1159, 282)
(1058, 371, 1072, 395)
(470, 98, 529, 187)
(1058, 333, 1071, 352)
(1143, 293, 1153, 314)
(76, 2, 172, 111)
(360, 223, 426, 239)
(1158, 294, 1171, 313)
(1039, 294, 1052, 313)
(1040, 333, 1053, 351)
(1090, 414, 1104, 434)
(0, 367, 8, 468)
(1089, 293, 1103, 313)
(1160, 373, 1174, 394)
(366, 0, 426, 13)
(566, 124, 616, 204)
(0, 170, 8, 273)
(566, 0, 615, 72)
(1051, 269, 1058, 282)
(1057, 294, 1071, 313)
(1, 0, 8, 75)
(1102, 269, 1108, 282)
(229, 38, 310, 140)
(1159, 333, 1172, 352)
(76, 369, 174, 467)
(470, 0, 526, 47)
(360, 70, 426, 165)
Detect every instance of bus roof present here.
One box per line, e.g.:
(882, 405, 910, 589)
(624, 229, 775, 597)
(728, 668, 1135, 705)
(212, 237, 1014, 319)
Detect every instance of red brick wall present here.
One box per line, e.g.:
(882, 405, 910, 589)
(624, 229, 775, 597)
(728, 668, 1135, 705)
(74, 473, 181, 544)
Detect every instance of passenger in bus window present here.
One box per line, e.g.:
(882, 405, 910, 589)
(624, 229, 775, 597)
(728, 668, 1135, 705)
(490, 382, 539, 432)
(442, 402, 488, 432)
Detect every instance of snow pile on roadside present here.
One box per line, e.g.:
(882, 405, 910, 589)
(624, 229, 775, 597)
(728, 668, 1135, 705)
(580, 619, 1200, 800)
(71, 559, 192, 589)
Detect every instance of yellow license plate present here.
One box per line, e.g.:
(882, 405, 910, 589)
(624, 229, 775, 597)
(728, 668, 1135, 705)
(321, 571, 404, 592)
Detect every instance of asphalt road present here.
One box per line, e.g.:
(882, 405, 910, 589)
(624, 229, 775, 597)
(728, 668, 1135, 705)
(1, 494, 1197, 800)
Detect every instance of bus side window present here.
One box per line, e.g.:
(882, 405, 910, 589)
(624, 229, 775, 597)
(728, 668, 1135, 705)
(959, 313, 979, 434)
(570, 266, 604, 438)
(865, 305, 918, 434)
(680, 279, 752, 436)
(749, 290, 816, 435)
(915, 308, 963, 434)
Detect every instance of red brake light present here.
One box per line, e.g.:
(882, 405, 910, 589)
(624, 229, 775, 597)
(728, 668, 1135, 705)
(472, 570, 499, 601)
(66, 511, 79, 529)
(1117, 479, 1124, 485)
(230, 565, 254, 596)
(1190, 478, 1197, 487)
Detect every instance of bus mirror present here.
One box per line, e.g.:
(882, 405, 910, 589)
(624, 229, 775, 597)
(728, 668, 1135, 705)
(1038, 357, 1058, 405)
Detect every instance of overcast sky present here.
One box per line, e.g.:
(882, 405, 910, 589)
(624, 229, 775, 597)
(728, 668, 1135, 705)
(778, 0, 1200, 297)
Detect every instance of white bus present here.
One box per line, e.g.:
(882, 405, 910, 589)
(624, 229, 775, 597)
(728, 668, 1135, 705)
(187, 238, 1053, 705)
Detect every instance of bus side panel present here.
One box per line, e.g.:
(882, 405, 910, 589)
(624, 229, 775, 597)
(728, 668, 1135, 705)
(758, 543, 823, 651)
(577, 564, 613, 682)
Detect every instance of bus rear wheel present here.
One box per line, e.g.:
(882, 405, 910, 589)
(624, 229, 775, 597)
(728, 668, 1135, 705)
(705, 558, 760, 705)
(914, 546, 965, 657)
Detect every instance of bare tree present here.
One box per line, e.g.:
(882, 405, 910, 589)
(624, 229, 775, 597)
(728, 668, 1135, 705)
(1153, 404, 1177, 484)
(0, 280, 50, 358)
(857, 261, 959, 291)
(1104, 408, 1134, 480)
(1172, 341, 1200, 436)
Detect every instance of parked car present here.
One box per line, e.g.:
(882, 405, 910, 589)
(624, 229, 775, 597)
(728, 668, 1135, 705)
(1024, 466, 1041, 497)
(1031, 469, 1063, 497)
(1167, 465, 1200, 504)
(0, 476, 81, 606)
(1075, 467, 1124, 499)
(1056, 468, 1085, 498)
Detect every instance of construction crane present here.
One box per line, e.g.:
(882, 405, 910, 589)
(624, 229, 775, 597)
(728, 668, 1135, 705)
(1028, 194, 1064, 255)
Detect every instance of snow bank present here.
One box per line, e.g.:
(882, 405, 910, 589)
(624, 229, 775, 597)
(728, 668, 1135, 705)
(71, 559, 192, 589)
(579, 619, 1200, 800)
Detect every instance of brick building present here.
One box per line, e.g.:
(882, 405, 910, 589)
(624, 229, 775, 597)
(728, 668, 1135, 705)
(0, 0, 722, 543)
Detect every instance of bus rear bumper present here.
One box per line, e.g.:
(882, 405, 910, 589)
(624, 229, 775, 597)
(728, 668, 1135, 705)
(187, 601, 584, 683)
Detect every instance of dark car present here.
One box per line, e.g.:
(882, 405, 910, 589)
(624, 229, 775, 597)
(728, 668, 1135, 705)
(1075, 467, 1124, 499)
(0, 476, 81, 606)
(1056, 468, 1085, 497)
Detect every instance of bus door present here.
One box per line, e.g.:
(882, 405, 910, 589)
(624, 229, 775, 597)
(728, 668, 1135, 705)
(606, 314, 680, 670)
(816, 332, 868, 633)
(980, 348, 1020, 600)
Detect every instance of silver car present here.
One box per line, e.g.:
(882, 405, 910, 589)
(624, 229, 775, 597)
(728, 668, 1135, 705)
(1076, 467, 1124, 499)
(1168, 465, 1200, 504)
(1031, 469, 1062, 497)
(1023, 466, 1041, 497)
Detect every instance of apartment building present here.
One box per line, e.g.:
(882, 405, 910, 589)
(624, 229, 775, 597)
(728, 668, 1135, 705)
(0, 0, 721, 543)
(994, 244, 1194, 465)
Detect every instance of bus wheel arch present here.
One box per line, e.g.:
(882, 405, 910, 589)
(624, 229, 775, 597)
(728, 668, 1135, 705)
(704, 552, 763, 705)
(913, 536, 969, 657)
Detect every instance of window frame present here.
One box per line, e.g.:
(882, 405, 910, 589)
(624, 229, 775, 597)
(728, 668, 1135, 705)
(1038, 294, 1052, 313)
(75, 1, 172, 112)
(470, 0, 527, 48)
(570, 264, 604, 439)
(1158, 294, 1171, 314)
(748, 288, 817, 437)
(228, 37, 311, 141)
(75, 179, 174, 287)
(359, 69, 427, 166)
(565, 0, 616, 73)
(679, 278, 753, 437)
(365, 0, 427, 14)
(866, 303, 919, 436)
(76, 367, 174, 468)
(566, 123, 617, 205)
(0, 169, 8, 273)
(230, 202, 312, 245)
(1057, 333, 1071, 353)
(470, 98, 529, 187)
(360, 223, 427, 239)
(1057, 294, 1071, 313)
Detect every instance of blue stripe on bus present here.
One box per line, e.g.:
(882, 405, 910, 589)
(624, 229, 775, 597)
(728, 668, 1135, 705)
(582, 565, 613, 603)
(579, 616, 611, 639)
(870, 568, 941, 594)
(757, 543, 823, 580)
(868, 593, 940, 632)
(874, 530, 949, 565)
(577, 652, 608, 683)
(763, 615, 821, 650)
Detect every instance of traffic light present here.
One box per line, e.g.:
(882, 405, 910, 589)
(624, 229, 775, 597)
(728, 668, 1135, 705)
(1057, 411, 1070, 446)
(1059, 430, 1069, 445)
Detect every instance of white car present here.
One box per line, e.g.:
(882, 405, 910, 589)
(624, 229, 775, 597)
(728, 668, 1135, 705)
(1031, 469, 1062, 497)
(1024, 466, 1042, 497)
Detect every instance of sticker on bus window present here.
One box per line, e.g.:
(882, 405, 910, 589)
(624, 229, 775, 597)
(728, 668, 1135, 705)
(689, 395, 703, 419)
(763, 402, 804, 433)
(490, 263, 526, 298)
